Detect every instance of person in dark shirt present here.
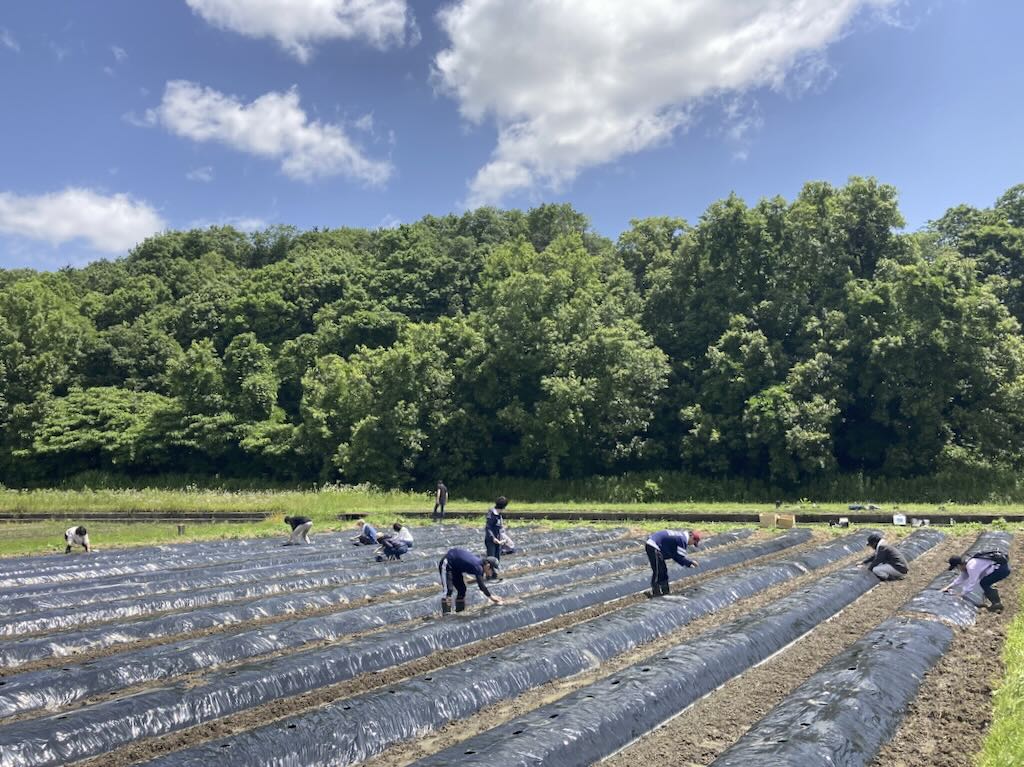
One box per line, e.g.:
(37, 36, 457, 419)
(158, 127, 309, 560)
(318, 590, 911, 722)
(283, 515, 313, 545)
(439, 547, 504, 613)
(645, 529, 702, 596)
(861, 532, 909, 580)
(484, 496, 508, 567)
(433, 481, 449, 521)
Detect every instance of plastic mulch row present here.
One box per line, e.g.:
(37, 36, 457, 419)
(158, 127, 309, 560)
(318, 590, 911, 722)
(0, 530, 797, 767)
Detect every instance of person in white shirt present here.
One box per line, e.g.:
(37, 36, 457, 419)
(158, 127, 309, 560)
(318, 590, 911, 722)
(943, 551, 1010, 612)
(392, 522, 415, 548)
(64, 525, 91, 554)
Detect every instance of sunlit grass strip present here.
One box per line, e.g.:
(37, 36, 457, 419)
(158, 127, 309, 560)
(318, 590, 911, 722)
(978, 581, 1024, 767)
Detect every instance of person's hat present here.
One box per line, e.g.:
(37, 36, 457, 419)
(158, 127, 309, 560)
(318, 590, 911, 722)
(690, 530, 703, 547)
(948, 556, 964, 571)
(866, 532, 882, 547)
(284, 516, 293, 523)
(484, 556, 500, 571)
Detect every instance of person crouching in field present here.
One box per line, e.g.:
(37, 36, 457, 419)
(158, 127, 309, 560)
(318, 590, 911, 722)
(64, 525, 91, 554)
(439, 547, 504, 613)
(943, 550, 1011, 612)
(351, 519, 378, 546)
(862, 532, 909, 580)
(283, 515, 313, 545)
(645, 529, 701, 596)
(393, 522, 414, 548)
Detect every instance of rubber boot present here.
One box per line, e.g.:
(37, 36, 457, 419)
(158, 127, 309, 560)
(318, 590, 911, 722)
(441, 598, 452, 615)
(989, 592, 1004, 613)
(455, 598, 466, 613)
(659, 581, 671, 596)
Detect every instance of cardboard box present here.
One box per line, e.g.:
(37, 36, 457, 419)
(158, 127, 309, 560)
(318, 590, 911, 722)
(776, 514, 796, 529)
(759, 513, 778, 528)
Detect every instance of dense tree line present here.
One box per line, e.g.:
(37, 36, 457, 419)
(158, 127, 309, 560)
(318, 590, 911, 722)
(2, 177, 1024, 490)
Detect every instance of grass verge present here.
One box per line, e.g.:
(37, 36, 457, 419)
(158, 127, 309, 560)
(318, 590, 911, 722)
(978, 578, 1024, 767)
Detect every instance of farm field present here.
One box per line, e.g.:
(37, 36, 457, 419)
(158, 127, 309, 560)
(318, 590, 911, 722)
(0, 523, 1017, 767)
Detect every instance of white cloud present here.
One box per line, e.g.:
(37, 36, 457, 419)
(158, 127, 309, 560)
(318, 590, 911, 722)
(111, 45, 128, 62)
(0, 28, 19, 53)
(189, 215, 267, 232)
(185, 0, 411, 61)
(435, 0, 895, 206)
(49, 41, 70, 62)
(186, 165, 215, 182)
(0, 188, 165, 253)
(354, 112, 374, 132)
(147, 80, 392, 184)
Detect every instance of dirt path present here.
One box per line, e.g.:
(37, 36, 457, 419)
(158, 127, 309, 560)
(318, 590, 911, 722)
(361, 538, 867, 767)
(76, 531, 824, 767)
(870, 535, 1023, 767)
(598, 535, 969, 767)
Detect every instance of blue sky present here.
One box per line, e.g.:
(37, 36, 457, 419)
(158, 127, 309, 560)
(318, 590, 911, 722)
(0, 0, 1022, 269)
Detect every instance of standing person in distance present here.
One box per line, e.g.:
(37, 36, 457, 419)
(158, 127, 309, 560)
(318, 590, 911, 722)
(645, 529, 701, 596)
(283, 515, 313, 546)
(64, 525, 91, 554)
(485, 496, 508, 569)
(433, 481, 449, 522)
(861, 532, 909, 581)
(943, 550, 1011, 612)
(438, 547, 504, 613)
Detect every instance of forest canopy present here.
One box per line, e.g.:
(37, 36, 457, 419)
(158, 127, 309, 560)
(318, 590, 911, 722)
(3, 177, 1024, 491)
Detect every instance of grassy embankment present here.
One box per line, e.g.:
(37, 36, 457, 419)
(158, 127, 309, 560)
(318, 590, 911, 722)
(1, 486, 1023, 556)
(979, 578, 1024, 767)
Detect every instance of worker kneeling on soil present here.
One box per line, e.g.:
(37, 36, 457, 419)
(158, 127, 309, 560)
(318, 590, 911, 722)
(283, 515, 313, 545)
(64, 525, 91, 554)
(351, 519, 379, 546)
(943, 550, 1011, 612)
(438, 547, 504, 613)
(861, 532, 908, 581)
(645, 529, 701, 596)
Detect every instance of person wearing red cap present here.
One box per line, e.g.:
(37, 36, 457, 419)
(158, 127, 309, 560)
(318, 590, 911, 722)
(644, 529, 701, 596)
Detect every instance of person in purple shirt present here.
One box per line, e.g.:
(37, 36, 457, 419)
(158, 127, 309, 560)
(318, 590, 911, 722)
(645, 529, 702, 596)
(943, 550, 1010, 612)
(439, 547, 504, 613)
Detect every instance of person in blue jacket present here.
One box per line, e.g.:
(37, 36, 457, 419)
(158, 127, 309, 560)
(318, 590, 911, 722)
(351, 519, 379, 546)
(484, 496, 508, 566)
(645, 529, 702, 596)
(439, 547, 504, 613)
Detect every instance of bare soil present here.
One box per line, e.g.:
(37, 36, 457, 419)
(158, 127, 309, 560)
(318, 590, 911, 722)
(599, 535, 970, 767)
(870, 535, 1023, 767)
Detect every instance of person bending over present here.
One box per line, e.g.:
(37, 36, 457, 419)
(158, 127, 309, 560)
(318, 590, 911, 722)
(351, 519, 378, 546)
(645, 529, 701, 596)
(64, 525, 91, 554)
(862, 533, 908, 581)
(283, 515, 313, 545)
(439, 547, 504, 613)
(943, 550, 1011, 612)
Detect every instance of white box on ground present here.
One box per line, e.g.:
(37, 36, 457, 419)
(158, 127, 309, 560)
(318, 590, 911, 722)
(892, 513, 907, 526)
